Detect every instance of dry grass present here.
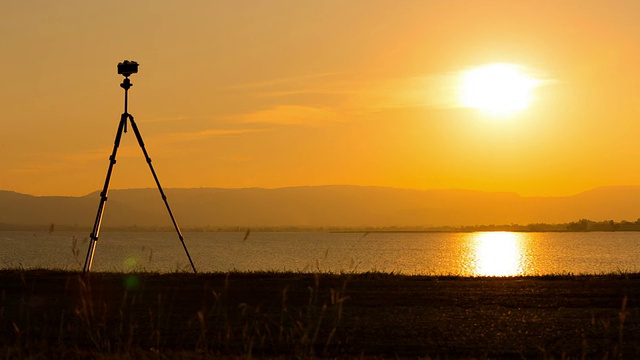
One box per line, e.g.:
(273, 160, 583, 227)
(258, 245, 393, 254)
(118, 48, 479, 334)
(1, 270, 640, 359)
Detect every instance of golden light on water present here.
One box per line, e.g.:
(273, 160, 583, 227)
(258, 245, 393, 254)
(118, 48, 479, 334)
(470, 232, 528, 276)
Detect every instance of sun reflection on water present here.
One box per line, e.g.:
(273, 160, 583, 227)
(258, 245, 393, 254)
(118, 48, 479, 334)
(469, 232, 529, 276)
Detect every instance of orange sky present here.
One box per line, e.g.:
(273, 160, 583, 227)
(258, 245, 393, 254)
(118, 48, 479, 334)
(2, 1, 640, 197)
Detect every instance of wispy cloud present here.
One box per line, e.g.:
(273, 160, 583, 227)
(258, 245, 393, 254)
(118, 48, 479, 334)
(7, 127, 266, 176)
(141, 115, 189, 124)
(226, 72, 346, 91)
(236, 105, 343, 126)
(347, 74, 456, 111)
(226, 72, 362, 103)
(229, 70, 462, 115)
(227, 67, 556, 127)
(345, 67, 556, 114)
(151, 128, 267, 144)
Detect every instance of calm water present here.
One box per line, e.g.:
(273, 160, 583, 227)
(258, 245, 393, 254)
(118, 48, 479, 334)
(1, 231, 640, 275)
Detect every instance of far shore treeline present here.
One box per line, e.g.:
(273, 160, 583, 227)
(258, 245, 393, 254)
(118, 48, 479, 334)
(2, 218, 640, 233)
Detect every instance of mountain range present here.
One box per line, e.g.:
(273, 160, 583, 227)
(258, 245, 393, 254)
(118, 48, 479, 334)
(1, 185, 640, 229)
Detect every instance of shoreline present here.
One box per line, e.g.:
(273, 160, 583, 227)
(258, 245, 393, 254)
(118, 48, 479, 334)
(2, 270, 640, 358)
(3, 227, 640, 233)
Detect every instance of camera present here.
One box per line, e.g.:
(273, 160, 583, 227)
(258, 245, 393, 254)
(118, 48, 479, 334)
(117, 60, 139, 77)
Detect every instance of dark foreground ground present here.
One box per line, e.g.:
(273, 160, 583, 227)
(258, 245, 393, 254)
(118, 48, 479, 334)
(1, 270, 640, 359)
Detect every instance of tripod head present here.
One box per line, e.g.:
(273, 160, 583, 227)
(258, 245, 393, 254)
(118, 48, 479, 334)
(118, 60, 138, 90)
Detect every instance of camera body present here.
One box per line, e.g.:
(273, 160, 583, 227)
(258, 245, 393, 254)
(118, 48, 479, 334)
(117, 60, 139, 77)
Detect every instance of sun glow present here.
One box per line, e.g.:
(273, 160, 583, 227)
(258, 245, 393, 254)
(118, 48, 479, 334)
(459, 63, 540, 117)
(471, 232, 528, 276)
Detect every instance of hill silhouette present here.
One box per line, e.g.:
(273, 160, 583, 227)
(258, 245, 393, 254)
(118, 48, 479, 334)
(1, 185, 639, 229)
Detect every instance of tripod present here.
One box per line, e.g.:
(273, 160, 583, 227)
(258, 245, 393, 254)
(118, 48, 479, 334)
(82, 73, 197, 274)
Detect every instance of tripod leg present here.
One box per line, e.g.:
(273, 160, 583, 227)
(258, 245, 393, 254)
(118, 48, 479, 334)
(82, 114, 128, 274)
(127, 114, 198, 273)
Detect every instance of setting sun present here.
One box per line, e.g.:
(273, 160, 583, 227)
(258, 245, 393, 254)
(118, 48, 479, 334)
(3, 2, 640, 199)
(459, 63, 540, 117)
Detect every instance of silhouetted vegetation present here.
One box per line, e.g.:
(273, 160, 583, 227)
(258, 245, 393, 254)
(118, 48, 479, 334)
(2, 270, 640, 358)
(565, 218, 640, 232)
(4, 219, 640, 233)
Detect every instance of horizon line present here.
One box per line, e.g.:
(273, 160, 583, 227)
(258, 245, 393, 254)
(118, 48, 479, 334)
(3, 184, 640, 199)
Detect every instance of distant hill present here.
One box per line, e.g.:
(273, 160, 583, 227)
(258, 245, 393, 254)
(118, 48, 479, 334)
(1, 185, 640, 229)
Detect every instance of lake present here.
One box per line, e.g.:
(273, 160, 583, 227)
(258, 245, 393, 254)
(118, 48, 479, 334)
(2, 231, 640, 275)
